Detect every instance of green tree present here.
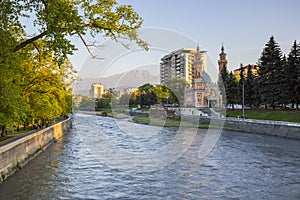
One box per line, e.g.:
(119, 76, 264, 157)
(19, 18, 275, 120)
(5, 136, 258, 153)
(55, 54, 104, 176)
(119, 93, 131, 106)
(95, 88, 116, 110)
(2, 0, 147, 60)
(136, 83, 157, 108)
(257, 36, 283, 109)
(0, 70, 28, 137)
(79, 96, 94, 110)
(226, 72, 238, 110)
(154, 84, 170, 104)
(286, 40, 300, 109)
(19, 51, 75, 124)
(244, 65, 258, 108)
(218, 64, 229, 106)
(129, 91, 139, 107)
(138, 83, 155, 93)
(164, 78, 189, 106)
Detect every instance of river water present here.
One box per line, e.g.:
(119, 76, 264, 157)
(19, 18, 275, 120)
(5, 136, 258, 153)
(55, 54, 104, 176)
(0, 113, 299, 199)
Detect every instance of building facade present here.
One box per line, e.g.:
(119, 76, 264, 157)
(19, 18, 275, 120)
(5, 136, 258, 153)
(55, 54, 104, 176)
(183, 45, 220, 108)
(233, 64, 258, 79)
(90, 83, 104, 99)
(160, 45, 224, 109)
(160, 46, 207, 86)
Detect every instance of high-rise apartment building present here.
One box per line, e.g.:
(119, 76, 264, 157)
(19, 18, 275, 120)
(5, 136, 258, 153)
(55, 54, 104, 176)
(160, 46, 207, 86)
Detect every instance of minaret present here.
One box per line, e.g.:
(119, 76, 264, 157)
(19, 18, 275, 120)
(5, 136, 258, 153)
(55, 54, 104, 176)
(218, 44, 228, 73)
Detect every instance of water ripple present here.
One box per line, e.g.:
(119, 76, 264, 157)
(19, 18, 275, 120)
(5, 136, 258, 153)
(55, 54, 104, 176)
(0, 113, 299, 199)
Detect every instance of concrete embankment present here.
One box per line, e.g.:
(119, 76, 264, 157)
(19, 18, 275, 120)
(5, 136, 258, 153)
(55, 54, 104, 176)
(182, 116, 300, 140)
(223, 118, 300, 139)
(0, 117, 72, 183)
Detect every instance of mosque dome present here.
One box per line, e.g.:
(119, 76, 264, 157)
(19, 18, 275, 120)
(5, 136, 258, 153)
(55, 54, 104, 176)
(202, 71, 212, 83)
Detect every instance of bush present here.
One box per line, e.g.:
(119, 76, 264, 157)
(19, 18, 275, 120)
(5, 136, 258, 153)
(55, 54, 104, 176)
(101, 111, 108, 116)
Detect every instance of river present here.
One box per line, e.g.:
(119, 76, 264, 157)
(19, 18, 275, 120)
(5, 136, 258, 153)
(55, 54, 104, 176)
(0, 113, 299, 199)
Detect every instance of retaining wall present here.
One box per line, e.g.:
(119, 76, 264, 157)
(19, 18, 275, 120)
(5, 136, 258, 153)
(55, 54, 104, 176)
(222, 118, 300, 139)
(183, 116, 300, 140)
(0, 117, 71, 183)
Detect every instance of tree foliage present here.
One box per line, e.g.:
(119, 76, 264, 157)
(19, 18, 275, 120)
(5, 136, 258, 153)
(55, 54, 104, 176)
(1, 0, 148, 60)
(164, 78, 189, 106)
(244, 65, 258, 108)
(226, 72, 238, 109)
(133, 83, 157, 108)
(285, 41, 300, 108)
(257, 36, 283, 109)
(0, 0, 147, 137)
(217, 64, 229, 104)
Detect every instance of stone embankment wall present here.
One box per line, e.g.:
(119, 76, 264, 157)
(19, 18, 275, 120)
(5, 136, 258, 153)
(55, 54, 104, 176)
(0, 117, 71, 183)
(182, 116, 300, 140)
(222, 118, 300, 139)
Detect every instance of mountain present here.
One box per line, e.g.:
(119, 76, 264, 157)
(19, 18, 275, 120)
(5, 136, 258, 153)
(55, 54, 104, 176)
(74, 68, 160, 96)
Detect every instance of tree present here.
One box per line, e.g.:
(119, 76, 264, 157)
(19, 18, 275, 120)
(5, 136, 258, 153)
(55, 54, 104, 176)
(257, 36, 283, 109)
(218, 64, 229, 104)
(79, 97, 94, 111)
(119, 93, 131, 106)
(136, 83, 157, 108)
(154, 84, 170, 104)
(0, 70, 28, 137)
(286, 40, 300, 109)
(164, 78, 189, 106)
(1, 0, 148, 60)
(226, 72, 238, 109)
(138, 83, 155, 93)
(129, 91, 139, 107)
(244, 65, 257, 108)
(19, 51, 75, 124)
(0, 42, 30, 136)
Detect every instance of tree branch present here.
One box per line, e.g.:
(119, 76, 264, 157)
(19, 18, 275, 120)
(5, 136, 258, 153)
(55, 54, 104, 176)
(77, 32, 104, 59)
(33, 42, 40, 53)
(13, 31, 47, 52)
(77, 32, 94, 57)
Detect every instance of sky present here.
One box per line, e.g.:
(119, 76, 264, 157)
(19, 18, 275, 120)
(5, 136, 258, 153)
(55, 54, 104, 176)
(70, 0, 300, 79)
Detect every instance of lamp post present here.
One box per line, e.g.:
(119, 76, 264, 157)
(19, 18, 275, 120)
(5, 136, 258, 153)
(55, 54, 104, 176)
(242, 81, 245, 118)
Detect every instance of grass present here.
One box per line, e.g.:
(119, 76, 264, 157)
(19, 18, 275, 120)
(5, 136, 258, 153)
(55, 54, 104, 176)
(8, 127, 35, 135)
(132, 115, 239, 130)
(0, 136, 14, 142)
(226, 109, 300, 123)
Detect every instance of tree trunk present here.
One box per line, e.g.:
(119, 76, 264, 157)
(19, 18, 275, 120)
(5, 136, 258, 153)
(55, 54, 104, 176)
(1, 125, 7, 137)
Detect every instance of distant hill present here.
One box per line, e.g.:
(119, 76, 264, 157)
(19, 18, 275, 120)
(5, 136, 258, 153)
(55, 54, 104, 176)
(74, 68, 160, 96)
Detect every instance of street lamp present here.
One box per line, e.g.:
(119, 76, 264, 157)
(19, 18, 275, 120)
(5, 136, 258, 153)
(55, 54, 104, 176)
(242, 81, 245, 118)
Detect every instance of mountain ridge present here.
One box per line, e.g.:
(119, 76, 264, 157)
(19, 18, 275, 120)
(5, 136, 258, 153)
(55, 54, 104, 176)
(74, 68, 160, 96)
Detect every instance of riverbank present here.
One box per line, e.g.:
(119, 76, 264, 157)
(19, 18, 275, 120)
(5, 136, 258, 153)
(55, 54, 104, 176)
(132, 115, 300, 140)
(226, 109, 300, 123)
(77, 110, 128, 119)
(132, 115, 238, 130)
(78, 111, 300, 140)
(0, 116, 72, 183)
